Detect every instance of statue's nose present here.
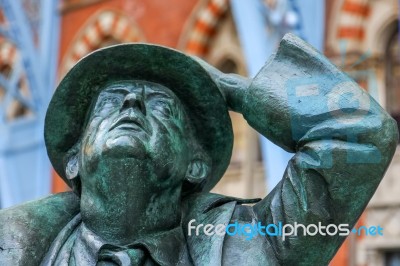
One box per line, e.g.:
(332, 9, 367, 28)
(120, 92, 146, 115)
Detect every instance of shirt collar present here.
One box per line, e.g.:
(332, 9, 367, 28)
(76, 222, 190, 265)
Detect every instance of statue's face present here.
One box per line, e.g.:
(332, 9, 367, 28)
(79, 81, 192, 186)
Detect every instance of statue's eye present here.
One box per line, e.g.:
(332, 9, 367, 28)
(93, 95, 121, 115)
(152, 100, 172, 117)
(99, 96, 120, 109)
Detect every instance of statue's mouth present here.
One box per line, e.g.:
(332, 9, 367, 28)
(109, 113, 149, 134)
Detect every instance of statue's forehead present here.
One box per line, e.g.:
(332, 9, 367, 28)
(99, 80, 176, 100)
(83, 80, 185, 126)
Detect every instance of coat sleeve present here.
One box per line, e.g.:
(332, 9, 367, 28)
(240, 34, 399, 265)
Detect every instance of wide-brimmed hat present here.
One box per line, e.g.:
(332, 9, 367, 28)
(45, 43, 233, 193)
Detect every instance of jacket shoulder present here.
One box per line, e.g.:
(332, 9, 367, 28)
(0, 192, 80, 265)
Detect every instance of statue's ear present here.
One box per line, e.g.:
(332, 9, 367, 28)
(66, 154, 79, 180)
(185, 158, 210, 185)
(65, 140, 81, 181)
(64, 143, 82, 195)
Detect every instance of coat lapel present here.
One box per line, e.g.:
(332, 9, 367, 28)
(182, 193, 260, 266)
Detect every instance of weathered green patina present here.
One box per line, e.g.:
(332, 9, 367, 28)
(0, 34, 398, 265)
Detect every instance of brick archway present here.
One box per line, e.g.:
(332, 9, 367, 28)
(60, 9, 145, 77)
(178, 0, 229, 57)
(336, 0, 371, 46)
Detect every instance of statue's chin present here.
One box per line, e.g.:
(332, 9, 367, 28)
(102, 134, 147, 159)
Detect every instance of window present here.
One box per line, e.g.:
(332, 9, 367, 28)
(385, 251, 400, 266)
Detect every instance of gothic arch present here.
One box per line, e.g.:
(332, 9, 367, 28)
(337, 0, 371, 41)
(60, 9, 145, 77)
(369, 9, 398, 54)
(328, 0, 372, 52)
(178, 0, 229, 57)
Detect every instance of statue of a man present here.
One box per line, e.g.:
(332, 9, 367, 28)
(0, 34, 398, 266)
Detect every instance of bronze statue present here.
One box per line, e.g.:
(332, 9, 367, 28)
(0, 34, 398, 265)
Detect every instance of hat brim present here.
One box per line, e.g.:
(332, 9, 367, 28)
(45, 43, 233, 193)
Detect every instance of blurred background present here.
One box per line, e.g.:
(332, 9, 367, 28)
(0, 0, 399, 265)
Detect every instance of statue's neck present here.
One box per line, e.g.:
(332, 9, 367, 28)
(79, 161, 182, 245)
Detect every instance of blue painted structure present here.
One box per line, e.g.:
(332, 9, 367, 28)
(0, 0, 60, 208)
(230, 0, 325, 191)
